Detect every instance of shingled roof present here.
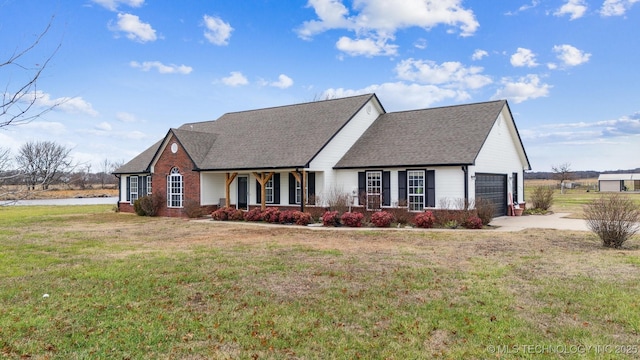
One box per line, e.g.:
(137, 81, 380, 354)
(114, 94, 377, 173)
(334, 100, 516, 169)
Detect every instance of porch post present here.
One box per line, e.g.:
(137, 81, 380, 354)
(252, 172, 274, 210)
(225, 172, 237, 208)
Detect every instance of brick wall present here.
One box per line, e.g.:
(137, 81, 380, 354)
(154, 135, 199, 217)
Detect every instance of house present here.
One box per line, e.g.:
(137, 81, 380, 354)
(598, 173, 640, 192)
(114, 94, 531, 217)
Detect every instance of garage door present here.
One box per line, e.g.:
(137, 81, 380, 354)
(475, 173, 507, 217)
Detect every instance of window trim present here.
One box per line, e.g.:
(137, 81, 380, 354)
(265, 177, 274, 204)
(366, 171, 382, 210)
(167, 167, 183, 208)
(129, 176, 139, 203)
(407, 170, 425, 211)
(146, 176, 152, 195)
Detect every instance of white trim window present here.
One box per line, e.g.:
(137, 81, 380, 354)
(408, 170, 425, 211)
(167, 167, 183, 208)
(265, 177, 274, 203)
(130, 176, 139, 203)
(295, 179, 302, 204)
(366, 171, 382, 210)
(146, 176, 152, 195)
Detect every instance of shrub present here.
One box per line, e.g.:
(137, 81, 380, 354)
(530, 186, 554, 210)
(212, 207, 244, 221)
(293, 211, 313, 226)
(183, 199, 204, 218)
(279, 210, 296, 224)
(323, 188, 352, 214)
(341, 212, 364, 227)
(474, 197, 495, 225)
(444, 220, 459, 229)
(321, 211, 341, 227)
(262, 207, 281, 223)
(584, 194, 640, 248)
(133, 193, 163, 216)
(371, 211, 394, 227)
(414, 211, 435, 228)
(386, 207, 411, 225)
(244, 208, 264, 222)
(462, 216, 483, 229)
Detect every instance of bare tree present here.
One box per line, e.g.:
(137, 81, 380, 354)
(15, 140, 73, 190)
(1, 16, 61, 129)
(552, 162, 575, 194)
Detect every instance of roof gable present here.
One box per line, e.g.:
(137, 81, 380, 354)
(334, 100, 509, 168)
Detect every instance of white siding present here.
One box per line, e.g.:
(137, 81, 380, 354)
(200, 173, 226, 205)
(119, 176, 128, 202)
(472, 109, 527, 204)
(309, 99, 383, 200)
(434, 167, 466, 207)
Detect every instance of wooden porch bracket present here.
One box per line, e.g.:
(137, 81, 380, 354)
(224, 172, 238, 208)
(252, 172, 274, 210)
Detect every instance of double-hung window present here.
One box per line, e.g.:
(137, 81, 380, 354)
(408, 170, 425, 211)
(366, 171, 382, 210)
(265, 177, 274, 203)
(167, 167, 183, 208)
(146, 176, 152, 195)
(130, 176, 139, 203)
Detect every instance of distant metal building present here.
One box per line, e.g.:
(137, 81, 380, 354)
(598, 174, 640, 192)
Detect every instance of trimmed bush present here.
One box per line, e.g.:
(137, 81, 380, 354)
(322, 211, 341, 227)
(584, 194, 640, 248)
(414, 211, 435, 228)
(341, 212, 364, 227)
(293, 211, 313, 226)
(262, 207, 281, 223)
(279, 210, 296, 224)
(133, 193, 163, 216)
(244, 208, 264, 222)
(212, 207, 244, 221)
(371, 211, 394, 227)
(462, 216, 483, 229)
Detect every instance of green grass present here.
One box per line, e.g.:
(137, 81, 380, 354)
(1, 205, 640, 358)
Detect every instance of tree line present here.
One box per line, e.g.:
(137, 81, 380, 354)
(0, 140, 121, 190)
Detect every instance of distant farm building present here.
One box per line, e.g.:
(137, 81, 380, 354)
(598, 174, 640, 192)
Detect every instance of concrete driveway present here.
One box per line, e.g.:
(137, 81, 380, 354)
(489, 213, 590, 232)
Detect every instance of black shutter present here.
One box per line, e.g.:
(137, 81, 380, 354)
(273, 173, 280, 204)
(126, 176, 131, 201)
(358, 172, 365, 203)
(307, 172, 315, 205)
(398, 171, 407, 203)
(383, 171, 390, 206)
(256, 179, 261, 204)
(288, 173, 296, 204)
(140, 176, 146, 197)
(426, 170, 435, 207)
(512, 172, 518, 204)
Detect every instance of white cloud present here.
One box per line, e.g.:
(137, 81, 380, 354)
(202, 15, 233, 45)
(553, 44, 591, 66)
(95, 122, 112, 131)
(110, 13, 157, 43)
(506, 0, 540, 15)
(26, 91, 98, 117)
(492, 74, 551, 103)
(269, 74, 294, 89)
(116, 112, 138, 122)
(23, 121, 67, 136)
(221, 71, 249, 87)
(91, 0, 144, 11)
(600, 0, 639, 16)
(555, 0, 588, 20)
(510, 48, 538, 67)
(297, 0, 479, 57)
(472, 49, 488, 60)
(336, 36, 398, 57)
(395, 58, 492, 90)
(130, 61, 193, 74)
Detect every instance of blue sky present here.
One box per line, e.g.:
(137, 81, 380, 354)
(1, 0, 639, 172)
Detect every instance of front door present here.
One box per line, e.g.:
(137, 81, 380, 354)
(237, 176, 248, 210)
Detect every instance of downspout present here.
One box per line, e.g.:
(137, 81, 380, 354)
(114, 174, 121, 210)
(462, 166, 469, 207)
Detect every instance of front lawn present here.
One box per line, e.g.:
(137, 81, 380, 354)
(1, 205, 639, 358)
